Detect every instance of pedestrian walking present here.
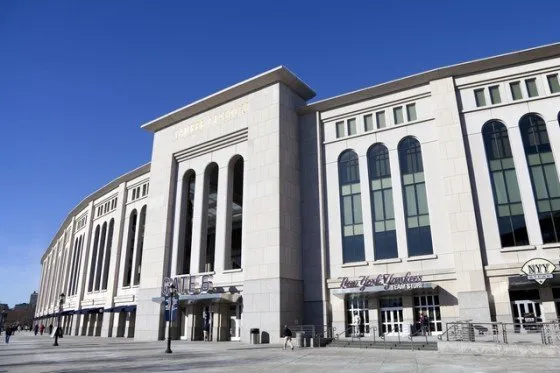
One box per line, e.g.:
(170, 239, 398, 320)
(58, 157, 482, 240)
(4, 326, 12, 344)
(48, 324, 53, 335)
(39, 324, 45, 335)
(282, 325, 294, 350)
(34, 324, 39, 336)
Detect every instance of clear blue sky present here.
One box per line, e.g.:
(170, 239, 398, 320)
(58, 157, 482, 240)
(0, 1, 559, 307)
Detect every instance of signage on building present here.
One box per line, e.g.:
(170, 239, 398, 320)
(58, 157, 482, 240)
(521, 258, 555, 285)
(339, 272, 423, 292)
(162, 275, 213, 296)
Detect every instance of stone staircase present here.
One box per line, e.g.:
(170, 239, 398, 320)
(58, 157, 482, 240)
(327, 338, 438, 351)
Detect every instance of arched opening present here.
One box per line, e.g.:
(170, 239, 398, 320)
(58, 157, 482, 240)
(229, 156, 244, 270)
(88, 225, 100, 292)
(398, 137, 433, 256)
(133, 206, 146, 285)
(123, 210, 137, 287)
(179, 171, 196, 275)
(367, 143, 397, 259)
(482, 120, 528, 247)
(94, 222, 107, 291)
(102, 219, 114, 290)
(520, 114, 560, 243)
(338, 150, 365, 263)
(203, 163, 219, 272)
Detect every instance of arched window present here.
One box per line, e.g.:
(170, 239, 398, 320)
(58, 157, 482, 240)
(229, 156, 244, 270)
(67, 237, 79, 295)
(398, 137, 433, 256)
(482, 121, 528, 247)
(123, 210, 137, 287)
(133, 206, 146, 285)
(179, 171, 195, 275)
(88, 225, 100, 292)
(338, 150, 365, 263)
(520, 114, 560, 243)
(101, 219, 114, 290)
(94, 222, 107, 291)
(204, 163, 219, 272)
(368, 144, 397, 259)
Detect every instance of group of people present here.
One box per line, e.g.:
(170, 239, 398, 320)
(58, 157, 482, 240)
(2, 323, 54, 344)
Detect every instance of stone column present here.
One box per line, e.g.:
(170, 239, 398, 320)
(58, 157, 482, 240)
(369, 300, 379, 337)
(214, 163, 232, 273)
(331, 293, 346, 338)
(539, 287, 556, 322)
(402, 296, 414, 336)
(101, 312, 113, 337)
(190, 168, 207, 274)
(429, 77, 491, 322)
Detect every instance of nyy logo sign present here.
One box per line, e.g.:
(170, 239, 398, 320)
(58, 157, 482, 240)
(521, 258, 555, 285)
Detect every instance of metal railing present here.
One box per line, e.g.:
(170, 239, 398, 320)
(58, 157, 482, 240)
(439, 321, 560, 345)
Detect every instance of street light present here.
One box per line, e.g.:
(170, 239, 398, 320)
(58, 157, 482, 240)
(165, 283, 177, 354)
(53, 293, 65, 347)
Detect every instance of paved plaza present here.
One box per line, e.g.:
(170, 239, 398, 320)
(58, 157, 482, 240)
(1, 333, 560, 373)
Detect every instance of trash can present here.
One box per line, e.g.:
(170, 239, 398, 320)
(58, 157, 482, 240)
(296, 331, 304, 348)
(250, 328, 260, 344)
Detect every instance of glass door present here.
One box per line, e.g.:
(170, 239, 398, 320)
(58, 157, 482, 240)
(511, 300, 542, 332)
(345, 298, 370, 337)
(229, 303, 241, 341)
(379, 298, 403, 336)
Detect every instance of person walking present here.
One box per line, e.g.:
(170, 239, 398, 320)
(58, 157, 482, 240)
(4, 326, 12, 344)
(282, 325, 294, 350)
(48, 323, 53, 335)
(39, 324, 45, 336)
(34, 324, 39, 336)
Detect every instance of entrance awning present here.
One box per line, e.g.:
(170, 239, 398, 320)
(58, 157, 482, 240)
(151, 293, 241, 304)
(508, 274, 560, 288)
(104, 305, 136, 313)
(331, 282, 438, 298)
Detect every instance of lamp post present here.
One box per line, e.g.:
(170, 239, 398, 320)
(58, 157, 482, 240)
(165, 284, 176, 354)
(53, 293, 65, 347)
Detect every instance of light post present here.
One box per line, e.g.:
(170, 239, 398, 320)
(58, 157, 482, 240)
(165, 284, 176, 354)
(53, 293, 65, 347)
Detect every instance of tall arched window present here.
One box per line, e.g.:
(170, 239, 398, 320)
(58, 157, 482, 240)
(520, 114, 560, 243)
(67, 237, 79, 295)
(398, 137, 433, 256)
(123, 210, 137, 287)
(94, 222, 107, 291)
(133, 206, 146, 285)
(204, 163, 219, 272)
(73, 235, 84, 295)
(88, 225, 100, 292)
(229, 156, 244, 269)
(101, 219, 114, 290)
(368, 144, 398, 259)
(179, 171, 195, 275)
(482, 121, 528, 247)
(338, 150, 365, 263)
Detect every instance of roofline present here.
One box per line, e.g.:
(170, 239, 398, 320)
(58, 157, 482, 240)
(300, 42, 560, 114)
(141, 66, 316, 133)
(41, 163, 151, 262)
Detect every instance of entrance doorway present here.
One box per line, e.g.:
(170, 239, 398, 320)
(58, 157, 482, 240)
(345, 298, 370, 337)
(379, 298, 403, 336)
(229, 303, 242, 341)
(510, 289, 543, 332)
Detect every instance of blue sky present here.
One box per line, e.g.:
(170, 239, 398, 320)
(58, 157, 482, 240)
(0, 1, 559, 307)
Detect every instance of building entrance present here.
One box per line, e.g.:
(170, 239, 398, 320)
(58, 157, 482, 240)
(379, 298, 403, 336)
(510, 289, 543, 332)
(345, 298, 370, 337)
(229, 303, 241, 341)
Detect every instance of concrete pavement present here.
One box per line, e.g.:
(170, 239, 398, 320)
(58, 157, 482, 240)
(1, 332, 560, 372)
